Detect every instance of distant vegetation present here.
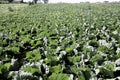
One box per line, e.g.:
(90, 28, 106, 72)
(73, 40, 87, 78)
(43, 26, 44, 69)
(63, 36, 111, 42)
(0, 4, 28, 14)
(0, 0, 49, 4)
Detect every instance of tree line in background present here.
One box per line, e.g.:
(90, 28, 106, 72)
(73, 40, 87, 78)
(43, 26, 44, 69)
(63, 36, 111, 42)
(0, 0, 49, 4)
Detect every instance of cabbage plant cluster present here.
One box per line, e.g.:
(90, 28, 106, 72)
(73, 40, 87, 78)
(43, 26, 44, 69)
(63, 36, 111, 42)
(0, 3, 120, 80)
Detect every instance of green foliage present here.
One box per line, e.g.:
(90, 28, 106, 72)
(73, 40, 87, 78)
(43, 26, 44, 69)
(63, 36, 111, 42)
(30, 40, 43, 48)
(98, 46, 109, 53)
(0, 3, 120, 80)
(65, 44, 75, 54)
(0, 39, 7, 47)
(70, 66, 80, 74)
(104, 63, 114, 71)
(26, 49, 41, 62)
(0, 63, 11, 74)
(99, 67, 114, 78)
(78, 73, 85, 80)
(89, 40, 99, 47)
(68, 56, 81, 64)
(23, 66, 40, 75)
(49, 64, 62, 73)
(48, 73, 69, 80)
(90, 54, 103, 64)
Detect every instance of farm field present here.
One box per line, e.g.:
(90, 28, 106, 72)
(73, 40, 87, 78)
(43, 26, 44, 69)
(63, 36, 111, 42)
(0, 3, 120, 80)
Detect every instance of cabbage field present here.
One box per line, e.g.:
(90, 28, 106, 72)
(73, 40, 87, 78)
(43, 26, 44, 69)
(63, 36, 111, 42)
(0, 3, 120, 80)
